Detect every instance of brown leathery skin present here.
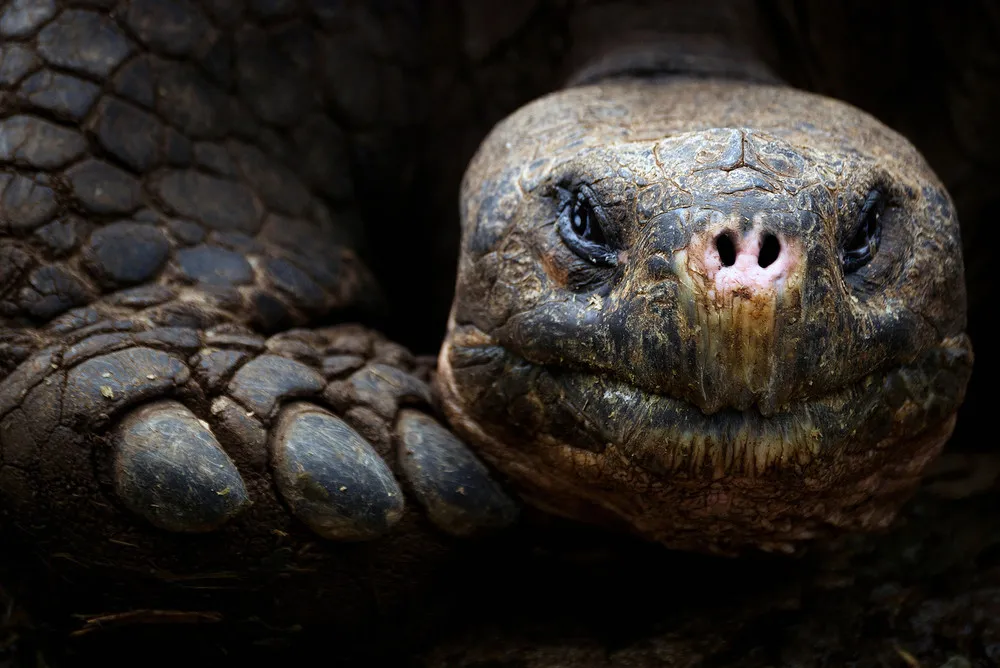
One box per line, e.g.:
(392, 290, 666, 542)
(440, 79, 973, 553)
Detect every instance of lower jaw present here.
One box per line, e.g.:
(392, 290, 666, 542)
(437, 331, 972, 555)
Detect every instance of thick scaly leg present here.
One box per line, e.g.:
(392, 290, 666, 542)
(0, 0, 514, 626)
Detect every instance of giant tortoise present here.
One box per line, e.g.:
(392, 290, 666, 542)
(0, 0, 995, 664)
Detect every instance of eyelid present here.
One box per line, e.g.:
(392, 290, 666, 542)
(842, 186, 884, 243)
(575, 185, 620, 250)
(575, 185, 611, 226)
(861, 188, 885, 216)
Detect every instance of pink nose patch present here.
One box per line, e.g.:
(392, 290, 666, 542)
(704, 231, 797, 298)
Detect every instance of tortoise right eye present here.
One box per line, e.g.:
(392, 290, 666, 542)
(558, 187, 617, 267)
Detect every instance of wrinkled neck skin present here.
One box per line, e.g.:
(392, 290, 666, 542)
(437, 37, 973, 556)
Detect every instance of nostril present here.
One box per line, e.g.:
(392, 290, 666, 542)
(715, 233, 736, 267)
(758, 233, 780, 268)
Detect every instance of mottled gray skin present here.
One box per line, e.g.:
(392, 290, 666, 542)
(0, 0, 980, 644)
(440, 79, 972, 553)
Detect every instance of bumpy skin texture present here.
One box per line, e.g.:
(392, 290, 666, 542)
(0, 0, 516, 626)
(440, 79, 973, 554)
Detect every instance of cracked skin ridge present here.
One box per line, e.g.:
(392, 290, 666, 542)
(0, 0, 975, 635)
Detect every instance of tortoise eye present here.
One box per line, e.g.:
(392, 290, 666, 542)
(558, 187, 617, 267)
(843, 189, 884, 273)
(570, 197, 604, 244)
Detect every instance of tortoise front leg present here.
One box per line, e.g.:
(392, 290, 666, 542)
(0, 0, 514, 627)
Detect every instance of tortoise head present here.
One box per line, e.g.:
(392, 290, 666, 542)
(438, 78, 972, 554)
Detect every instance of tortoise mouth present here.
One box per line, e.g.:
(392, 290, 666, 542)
(442, 325, 973, 479)
(541, 364, 914, 476)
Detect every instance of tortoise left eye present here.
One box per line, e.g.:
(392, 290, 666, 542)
(843, 189, 884, 273)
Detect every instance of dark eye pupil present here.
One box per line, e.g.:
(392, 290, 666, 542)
(854, 210, 878, 249)
(865, 208, 879, 238)
(570, 198, 609, 247)
(843, 189, 883, 274)
(571, 202, 592, 237)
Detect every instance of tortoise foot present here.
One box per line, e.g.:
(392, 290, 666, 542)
(397, 409, 518, 537)
(113, 400, 251, 533)
(270, 401, 404, 540)
(1, 322, 517, 551)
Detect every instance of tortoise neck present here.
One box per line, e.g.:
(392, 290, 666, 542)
(558, 1, 781, 89)
(565, 35, 782, 89)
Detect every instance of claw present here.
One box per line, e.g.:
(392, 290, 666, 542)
(396, 409, 518, 536)
(112, 400, 251, 532)
(271, 402, 403, 540)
